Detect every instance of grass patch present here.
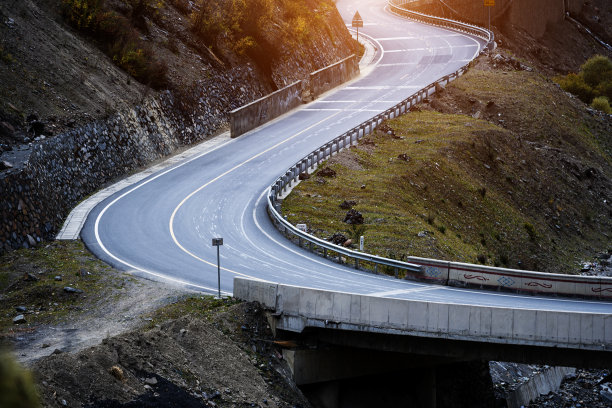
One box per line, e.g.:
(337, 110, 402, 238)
(144, 296, 240, 328)
(282, 65, 612, 275)
(0, 241, 125, 334)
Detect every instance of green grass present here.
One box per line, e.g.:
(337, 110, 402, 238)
(282, 66, 612, 275)
(0, 241, 124, 333)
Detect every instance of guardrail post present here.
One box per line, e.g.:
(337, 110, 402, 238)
(323, 248, 327, 258)
(394, 267, 398, 278)
(374, 264, 378, 274)
(355, 258, 359, 270)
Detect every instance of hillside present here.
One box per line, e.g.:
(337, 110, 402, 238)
(0, 0, 357, 150)
(282, 51, 612, 274)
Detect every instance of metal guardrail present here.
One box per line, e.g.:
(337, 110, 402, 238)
(266, 3, 494, 279)
(265, 3, 612, 298)
(387, 0, 495, 50)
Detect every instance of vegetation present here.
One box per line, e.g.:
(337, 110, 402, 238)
(557, 54, 612, 113)
(0, 353, 40, 408)
(0, 241, 127, 332)
(283, 65, 611, 275)
(62, 0, 168, 89)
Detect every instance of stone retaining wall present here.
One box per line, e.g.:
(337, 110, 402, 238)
(0, 70, 260, 254)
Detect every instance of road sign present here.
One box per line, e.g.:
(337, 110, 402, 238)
(352, 11, 363, 28)
(484, 0, 495, 6)
(212, 237, 223, 298)
(352, 11, 363, 43)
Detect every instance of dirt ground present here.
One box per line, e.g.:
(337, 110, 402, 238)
(32, 299, 311, 408)
(1, 241, 311, 407)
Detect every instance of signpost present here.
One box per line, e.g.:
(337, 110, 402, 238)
(352, 11, 363, 43)
(484, 0, 494, 31)
(212, 237, 223, 298)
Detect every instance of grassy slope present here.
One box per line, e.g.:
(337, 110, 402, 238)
(282, 59, 612, 275)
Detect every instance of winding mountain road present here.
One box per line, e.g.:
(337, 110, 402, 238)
(81, 0, 612, 315)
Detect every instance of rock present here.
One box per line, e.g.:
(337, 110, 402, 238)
(27, 234, 36, 247)
(328, 233, 348, 245)
(397, 153, 410, 161)
(28, 121, 45, 136)
(55, 275, 63, 281)
(317, 167, 336, 178)
(417, 231, 429, 237)
(343, 239, 353, 247)
(344, 209, 364, 224)
(16, 306, 27, 312)
(601, 390, 612, 403)
(0, 121, 15, 137)
(63, 286, 83, 294)
(41, 343, 50, 348)
(339, 200, 356, 209)
(24, 272, 39, 281)
(581, 263, 592, 272)
(0, 160, 14, 170)
(360, 184, 366, 189)
(13, 315, 26, 324)
(298, 172, 310, 180)
(145, 377, 158, 385)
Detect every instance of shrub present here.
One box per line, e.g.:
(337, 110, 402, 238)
(233, 36, 257, 55)
(596, 79, 612, 101)
(523, 222, 536, 241)
(591, 96, 612, 114)
(581, 54, 612, 89)
(0, 352, 40, 408)
(557, 73, 594, 103)
(62, 0, 168, 89)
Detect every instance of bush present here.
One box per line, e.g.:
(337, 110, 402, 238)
(591, 96, 612, 114)
(0, 352, 40, 408)
(581, 54, 612, 89)
(62, 0, 169, 89)
(557, 73, 594, 103)
(596, 79, 612, 101)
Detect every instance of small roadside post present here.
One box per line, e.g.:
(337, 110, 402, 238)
(212, 237, 223, 299)
(484, 0, 494, 31)
(352, 11, 363, 43)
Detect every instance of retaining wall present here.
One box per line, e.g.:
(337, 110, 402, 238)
(310, 54, 359, 98)
(229, 81, 303, 138)
(0, 71, 260, 254)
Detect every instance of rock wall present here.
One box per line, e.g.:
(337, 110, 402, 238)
(0, 68, 262, 254)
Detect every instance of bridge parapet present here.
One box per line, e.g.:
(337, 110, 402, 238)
(234, 277, 612, 355)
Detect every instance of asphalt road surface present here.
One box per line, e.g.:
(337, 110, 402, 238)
(81, 0, 612, 315)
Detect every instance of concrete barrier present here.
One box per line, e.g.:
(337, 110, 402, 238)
(310, 54, 359, 98)
(402, 256, 612, 300)
(229, 81, 303, 138)
(234, 277, 612, 352)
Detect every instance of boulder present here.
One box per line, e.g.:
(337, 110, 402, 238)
(328, 233, 348, 245)
(317, 167, 336, 178)
(339, 200, 356, 210)
(344, 209, 364, 225)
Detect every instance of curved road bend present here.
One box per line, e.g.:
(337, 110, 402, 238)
(82, 0, 612, 315)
